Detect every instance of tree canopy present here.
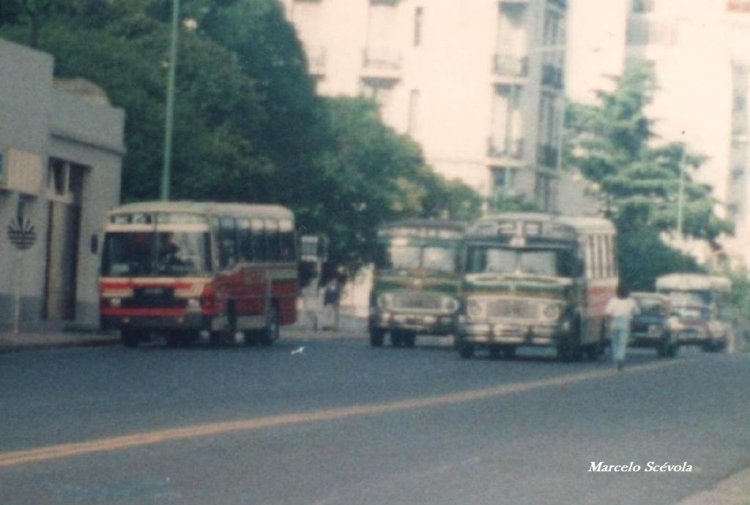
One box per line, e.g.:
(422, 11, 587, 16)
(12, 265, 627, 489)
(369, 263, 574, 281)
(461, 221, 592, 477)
(0, 0, 481, 271)
(565, 64, 733, 290)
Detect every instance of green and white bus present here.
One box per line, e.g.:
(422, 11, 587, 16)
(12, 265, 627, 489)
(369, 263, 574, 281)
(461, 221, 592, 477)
(369, 219, 466, 348)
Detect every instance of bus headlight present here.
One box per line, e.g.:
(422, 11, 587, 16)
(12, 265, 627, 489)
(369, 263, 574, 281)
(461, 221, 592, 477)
(442, 297, 460, 313)
(187, 299, 201, 311)
(541, 304, 560, 321)
(377, 293, 393, 309)
(467, 300, 486, 319)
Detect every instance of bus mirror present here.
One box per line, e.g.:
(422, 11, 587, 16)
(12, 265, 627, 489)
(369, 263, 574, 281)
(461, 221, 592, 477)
(300, 234, 328, 262)
(90, 234, 99, 254)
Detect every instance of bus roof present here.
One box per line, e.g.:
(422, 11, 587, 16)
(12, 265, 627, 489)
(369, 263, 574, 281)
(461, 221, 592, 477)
(378, 218, 467, 232)
(467, 212, 615, 239)
(107, 201, 294, 221)
(656, 273, 731, 293)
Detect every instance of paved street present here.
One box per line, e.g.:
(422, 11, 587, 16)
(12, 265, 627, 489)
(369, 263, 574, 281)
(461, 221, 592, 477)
(1, 333, 749, 505)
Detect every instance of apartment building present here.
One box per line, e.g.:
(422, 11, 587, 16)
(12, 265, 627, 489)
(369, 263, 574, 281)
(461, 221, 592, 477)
(0, 38, 125, 330)
(622, 0, 750, 262)
(280, 0, 568, 211)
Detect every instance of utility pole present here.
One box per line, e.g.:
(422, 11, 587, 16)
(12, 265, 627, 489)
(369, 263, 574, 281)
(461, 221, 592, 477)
(677, 146, 687, 242)
(161, 0, 180, 201)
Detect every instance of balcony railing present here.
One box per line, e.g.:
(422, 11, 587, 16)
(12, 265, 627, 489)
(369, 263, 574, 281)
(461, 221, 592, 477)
(541, 64, 564, 89)
(362, 47, 402, 78)
(487, 137, 525, 160)
(493, 54, 529, 78)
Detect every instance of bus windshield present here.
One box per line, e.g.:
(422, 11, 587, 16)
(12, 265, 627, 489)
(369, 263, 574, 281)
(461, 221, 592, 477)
(102, 231, 211, 277)
(466, 247, 577, 277)
(377, 244, 457, 274)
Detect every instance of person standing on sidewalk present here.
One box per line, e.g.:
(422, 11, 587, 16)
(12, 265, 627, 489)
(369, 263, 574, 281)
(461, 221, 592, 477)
(605, 284, 640, 371)
(322, 278, 341, 331)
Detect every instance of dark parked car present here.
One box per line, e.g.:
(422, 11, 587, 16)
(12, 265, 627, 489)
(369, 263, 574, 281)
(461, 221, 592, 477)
(630, 292, 678, 358)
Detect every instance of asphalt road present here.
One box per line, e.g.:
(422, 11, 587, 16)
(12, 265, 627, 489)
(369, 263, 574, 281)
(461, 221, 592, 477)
(1, 334, 749, 505)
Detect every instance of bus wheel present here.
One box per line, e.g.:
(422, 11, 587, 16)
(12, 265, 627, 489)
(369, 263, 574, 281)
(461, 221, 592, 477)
(260, 305, 279, 347)
(403, 332, 416, 348)
(488, 347, 501, 360)
(121, 329, 142, 348)
(369, 328, 385, 347)
(502, 346, 516, 359)
(458, 343, 475, 359)
(243, 330, 259, 347)
(391, 331, 404, 347)
(165, 332, 183, 347)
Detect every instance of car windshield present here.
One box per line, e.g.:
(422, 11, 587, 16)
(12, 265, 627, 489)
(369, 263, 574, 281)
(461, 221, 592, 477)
(102, 231, 212, 277)
(377, 244, 457, 273)
(466, 247, 576, 277)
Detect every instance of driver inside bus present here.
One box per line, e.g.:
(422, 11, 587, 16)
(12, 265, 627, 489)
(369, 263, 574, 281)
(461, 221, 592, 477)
(158, 232, 184, 267)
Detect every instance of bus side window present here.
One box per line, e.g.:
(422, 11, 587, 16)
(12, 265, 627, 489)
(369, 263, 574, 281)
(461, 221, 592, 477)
(279, 219, 295, 262)
(238, 218, 252, 262)
(251, 219, 265, 262)
(265, 219, 280, 261)
(586, 236, 596, 279)
(218, 216, 238, 269)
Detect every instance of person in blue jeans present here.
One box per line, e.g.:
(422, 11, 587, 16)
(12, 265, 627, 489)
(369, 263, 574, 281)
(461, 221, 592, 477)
(605, 284, 640, 371)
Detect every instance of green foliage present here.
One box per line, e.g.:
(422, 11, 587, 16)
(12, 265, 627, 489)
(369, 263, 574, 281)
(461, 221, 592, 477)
(566, 63, 733, 289)
(0, 0, 480, 272)
(490, 194, 539, 213)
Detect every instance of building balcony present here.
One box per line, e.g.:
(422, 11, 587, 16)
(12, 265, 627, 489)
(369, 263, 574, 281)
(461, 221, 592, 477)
(487, 137, 525, 163)
(362, 47, 402, 80)
(537, 144, 559, 169)
(541, 64, 564, 89)
(492, 54, 529, 80)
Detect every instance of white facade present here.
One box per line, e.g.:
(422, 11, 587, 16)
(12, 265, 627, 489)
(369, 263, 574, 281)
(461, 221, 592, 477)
(619, 0, 750, 263)
(0, 38, 125, 330)
(280, 0, 568, 211)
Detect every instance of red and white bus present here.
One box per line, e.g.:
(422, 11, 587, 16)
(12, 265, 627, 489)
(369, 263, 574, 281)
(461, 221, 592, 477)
(455, 213, 617, 360)
(99, 201, 299, 347)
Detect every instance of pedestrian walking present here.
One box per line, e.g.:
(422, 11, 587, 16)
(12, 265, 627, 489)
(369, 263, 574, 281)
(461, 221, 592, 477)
(605, 284, 640, 371)
(322, 278, 341, 331)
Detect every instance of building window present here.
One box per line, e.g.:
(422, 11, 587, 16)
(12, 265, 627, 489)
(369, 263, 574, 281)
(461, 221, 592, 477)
(413, 7, 423, 46)
(493, 167, 516, 196)
(408, 89, 420, 135)
(632, 0, 654, 13)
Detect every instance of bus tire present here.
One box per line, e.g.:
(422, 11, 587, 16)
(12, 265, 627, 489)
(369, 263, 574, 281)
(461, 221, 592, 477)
(403, 332, 416, 348)
(488, 347, 501, 360)
(369, 328, 385, 347)
(121, 329, 141, 348)
(165, 332, 183, 347)
(458, 343, 475, 359)
(391, 331, 404, 347)
(502, 346, 516, 359)
(259, 305, 279, 347)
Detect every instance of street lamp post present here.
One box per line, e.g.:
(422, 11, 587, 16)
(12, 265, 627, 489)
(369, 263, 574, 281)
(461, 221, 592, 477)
(677, 146, 687, 242)
(161, 0, 181, 202)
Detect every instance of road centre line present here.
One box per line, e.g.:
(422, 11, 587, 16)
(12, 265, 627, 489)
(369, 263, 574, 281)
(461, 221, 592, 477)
(0, 359, 683, 468)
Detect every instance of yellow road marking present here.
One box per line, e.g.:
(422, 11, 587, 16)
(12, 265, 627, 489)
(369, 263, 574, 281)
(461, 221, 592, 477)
(0, 359, 682, 468)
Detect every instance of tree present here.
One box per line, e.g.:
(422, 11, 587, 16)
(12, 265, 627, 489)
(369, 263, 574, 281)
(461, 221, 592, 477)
(565, 63, 732, 289)
(0, 1, 481, 272)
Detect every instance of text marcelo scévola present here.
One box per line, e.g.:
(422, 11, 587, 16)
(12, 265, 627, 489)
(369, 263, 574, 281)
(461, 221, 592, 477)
(589, 461, 693, 473)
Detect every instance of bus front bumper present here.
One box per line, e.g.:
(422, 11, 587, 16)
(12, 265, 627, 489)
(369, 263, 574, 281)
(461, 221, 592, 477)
(371, 312, 455, 335)
(457, 321, 560, 346)
(100, 311, 212, 333)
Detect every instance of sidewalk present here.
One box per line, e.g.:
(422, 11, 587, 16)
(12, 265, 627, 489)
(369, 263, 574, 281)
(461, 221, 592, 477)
(677, 467, 750, 505)
(0, 329, 119, 353)
(0, 312, 368, 354)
